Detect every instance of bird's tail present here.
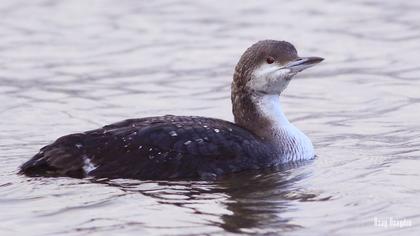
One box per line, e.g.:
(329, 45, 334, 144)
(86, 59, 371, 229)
(19, 134, 86, 178)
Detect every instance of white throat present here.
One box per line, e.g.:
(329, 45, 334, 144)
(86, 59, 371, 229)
(253, 94, 315, 162)
(256, 94, 290, 126)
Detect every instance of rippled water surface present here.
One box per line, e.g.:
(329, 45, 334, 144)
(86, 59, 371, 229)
(1, 0, 420, 235)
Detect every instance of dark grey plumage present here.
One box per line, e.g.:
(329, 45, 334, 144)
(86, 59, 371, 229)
(20, 40, 322, 180)
(21, 116, 278, 179)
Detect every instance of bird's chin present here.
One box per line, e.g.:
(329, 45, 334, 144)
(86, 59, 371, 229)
(275, 73, 295, 84)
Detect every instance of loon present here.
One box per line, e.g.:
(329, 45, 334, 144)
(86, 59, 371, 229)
(20, 40, 324, 180)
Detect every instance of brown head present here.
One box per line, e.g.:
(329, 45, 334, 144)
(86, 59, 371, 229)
(231, 40, 323, 138)
(232, 40, 323, 95)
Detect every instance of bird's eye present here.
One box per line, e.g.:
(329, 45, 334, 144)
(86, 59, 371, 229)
(266, 57, 275, 64)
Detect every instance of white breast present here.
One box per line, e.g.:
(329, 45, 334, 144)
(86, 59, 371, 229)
(277, 124, 315, 162)
(254, 94, 315, 162)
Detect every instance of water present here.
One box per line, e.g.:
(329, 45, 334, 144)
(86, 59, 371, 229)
(1, 0, 420, 235)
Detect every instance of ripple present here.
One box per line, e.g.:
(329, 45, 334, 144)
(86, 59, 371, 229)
(1, 0, 420, 235)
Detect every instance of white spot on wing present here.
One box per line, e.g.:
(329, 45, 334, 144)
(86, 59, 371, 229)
(82, 155, 97, 174)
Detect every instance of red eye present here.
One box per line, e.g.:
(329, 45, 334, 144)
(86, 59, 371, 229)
(266, 57, 275, 64)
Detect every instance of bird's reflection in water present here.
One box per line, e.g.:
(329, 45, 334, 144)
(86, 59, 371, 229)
(93, 161, 331, 234)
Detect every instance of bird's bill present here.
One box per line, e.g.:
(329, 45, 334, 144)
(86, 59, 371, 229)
(285, 56, 324, 73)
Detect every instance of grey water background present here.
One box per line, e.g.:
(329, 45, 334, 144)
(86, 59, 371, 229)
(1, 0, 419, 235)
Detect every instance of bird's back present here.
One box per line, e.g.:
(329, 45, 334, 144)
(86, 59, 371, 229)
(20, 115, 276, 180)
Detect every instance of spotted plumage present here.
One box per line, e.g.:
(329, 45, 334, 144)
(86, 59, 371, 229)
(21, 115, 277, 179)
(20, 40, 323, 180)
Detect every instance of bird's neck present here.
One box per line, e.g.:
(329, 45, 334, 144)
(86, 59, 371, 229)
(232, 90, 289, 139)
(231, 88, 314, 161)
